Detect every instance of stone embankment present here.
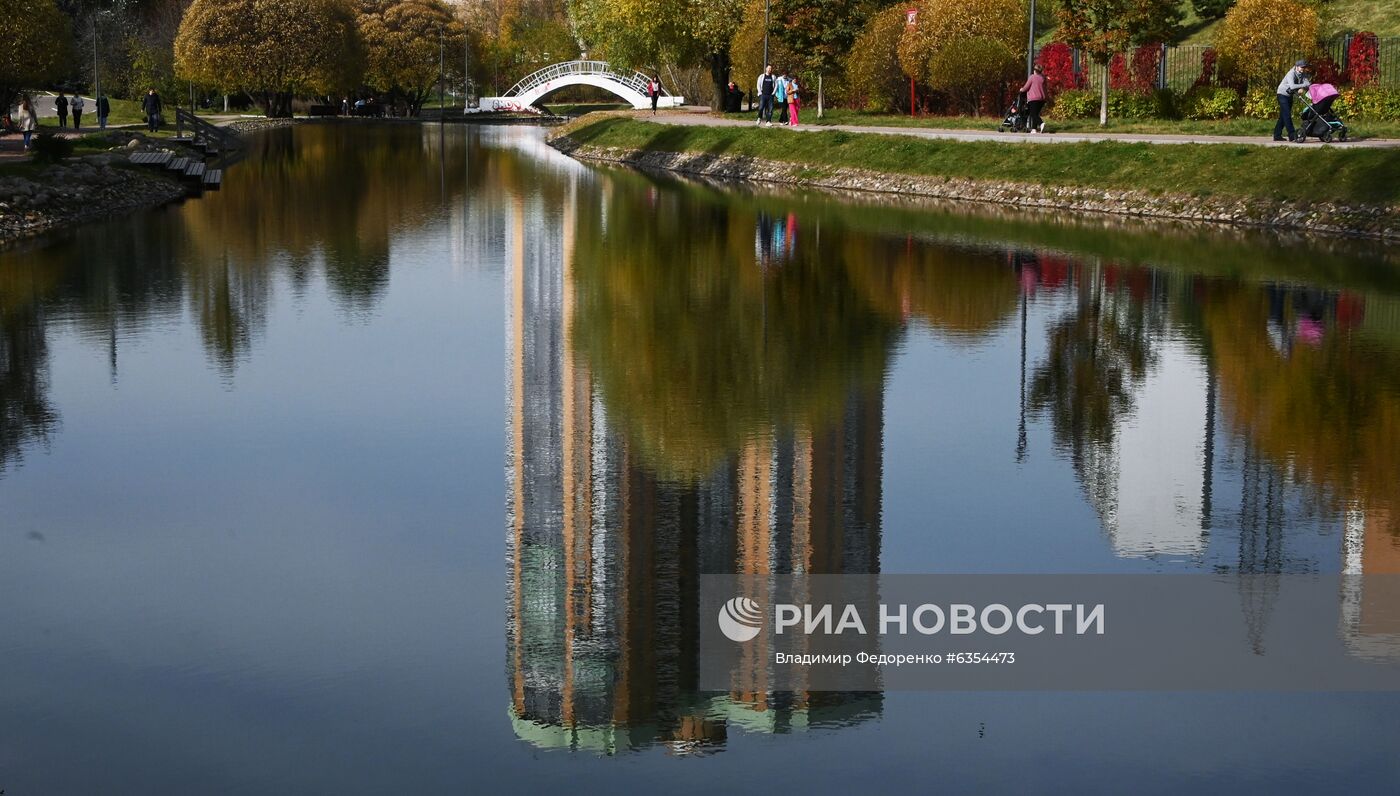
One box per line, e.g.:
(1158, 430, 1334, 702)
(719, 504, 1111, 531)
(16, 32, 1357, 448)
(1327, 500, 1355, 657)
(0, 146, 189, 247)
(549, 136, 1398, 241)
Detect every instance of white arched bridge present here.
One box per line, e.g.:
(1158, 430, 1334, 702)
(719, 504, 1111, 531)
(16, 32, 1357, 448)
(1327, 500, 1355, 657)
(476, 60, 684, 113)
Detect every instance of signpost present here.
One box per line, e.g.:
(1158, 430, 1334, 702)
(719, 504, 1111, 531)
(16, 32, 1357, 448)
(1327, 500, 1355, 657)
(907, 9, 917, 117)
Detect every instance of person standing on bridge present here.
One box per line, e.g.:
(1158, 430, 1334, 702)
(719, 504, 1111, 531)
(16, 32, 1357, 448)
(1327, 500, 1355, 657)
(143, 88, 163, 133)
(648, 75, 660, 115)
(756, 65, 776, 126)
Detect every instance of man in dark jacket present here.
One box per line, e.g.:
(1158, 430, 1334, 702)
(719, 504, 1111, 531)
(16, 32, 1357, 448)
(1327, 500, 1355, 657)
(55, 92, 69, 128)
(97, 95, 111, 129)
(142, 89, 163, 132)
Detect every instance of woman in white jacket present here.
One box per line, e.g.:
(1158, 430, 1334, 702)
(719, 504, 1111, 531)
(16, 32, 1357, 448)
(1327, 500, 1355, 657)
(14, 96, 38, 150)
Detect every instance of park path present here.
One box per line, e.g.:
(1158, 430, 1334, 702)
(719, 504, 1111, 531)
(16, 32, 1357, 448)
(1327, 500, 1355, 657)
(650, 108, 1400, 149)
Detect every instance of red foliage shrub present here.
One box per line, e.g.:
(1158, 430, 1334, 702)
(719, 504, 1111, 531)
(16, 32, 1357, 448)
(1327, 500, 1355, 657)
(1109, 52, 1131, 89)
(1192, 48, 1218, 89)
(1311, 52, 1344, 85)
(1131, 44, 1162, 93)
(1037, 42, 1080, 92)
(1348, 32, 1379, 86)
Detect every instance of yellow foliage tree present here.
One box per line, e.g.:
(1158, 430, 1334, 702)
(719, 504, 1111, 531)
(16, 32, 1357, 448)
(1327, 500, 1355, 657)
(0, 0, 70, 114)
(358, 0, 469, 115)
(896, 0, 1025, 86)
(1217, 0, 1319, 87)
(843, 5, 912, 112)
(175, 0, 364, 117)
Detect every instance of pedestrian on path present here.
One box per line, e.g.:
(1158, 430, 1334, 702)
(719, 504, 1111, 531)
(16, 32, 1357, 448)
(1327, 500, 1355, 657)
(775, 70, 789, 125)
(71, 94, 85, 130)
(1274, 60, 1311, 142)
(756, 65, 776, 126)
(15, 96, 37, 149)
(787, 75, 801, 127)
(97, 94, 110, 129)
(1021, 65, 1048, 133)
(55, 92, 69, 128)
(648, 75, 660, 115)
(142, 88, 163, 132)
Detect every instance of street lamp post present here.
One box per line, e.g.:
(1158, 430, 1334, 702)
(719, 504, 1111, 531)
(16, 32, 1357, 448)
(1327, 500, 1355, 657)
(763, 0, 770, 72)
(438, 27, 445, 123)
(1026, 0, 1038, 76)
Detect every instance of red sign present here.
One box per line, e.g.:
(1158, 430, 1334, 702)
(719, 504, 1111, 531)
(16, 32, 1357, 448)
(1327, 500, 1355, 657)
(906, 8, 918, 26)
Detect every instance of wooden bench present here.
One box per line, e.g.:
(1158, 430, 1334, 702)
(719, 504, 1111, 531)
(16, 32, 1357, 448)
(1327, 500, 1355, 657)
(203, 169, 222, 190)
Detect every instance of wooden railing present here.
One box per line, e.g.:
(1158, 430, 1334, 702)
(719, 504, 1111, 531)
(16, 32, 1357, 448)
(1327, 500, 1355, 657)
(175, 107, 241, 158)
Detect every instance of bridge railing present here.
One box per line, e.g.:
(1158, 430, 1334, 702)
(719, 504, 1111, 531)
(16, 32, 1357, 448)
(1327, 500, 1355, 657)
(503, 60, 672, 99)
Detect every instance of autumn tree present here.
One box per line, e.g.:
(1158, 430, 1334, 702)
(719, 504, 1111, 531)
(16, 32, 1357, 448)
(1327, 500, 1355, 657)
(843, 5, 913, 112)
(1057, 0, 1182, 125)
(771, 0, 880, 116)
(175, 0, 364, 117)
(0, 0, 71, 114)
(928, 36, 1021, 115)
(897, 0, 1024, 109)
(358, 0, 468, 115)
(1216, 0, 1318, 87)
(572, 0, 745, 111)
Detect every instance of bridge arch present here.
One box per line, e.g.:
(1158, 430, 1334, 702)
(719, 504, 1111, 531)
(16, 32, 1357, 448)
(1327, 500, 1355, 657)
(476, 60, 684, 113)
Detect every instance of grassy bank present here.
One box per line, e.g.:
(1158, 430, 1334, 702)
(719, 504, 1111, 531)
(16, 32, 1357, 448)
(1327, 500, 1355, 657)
(719, 109, 1400, 140)
(559, 116, 1400, 206)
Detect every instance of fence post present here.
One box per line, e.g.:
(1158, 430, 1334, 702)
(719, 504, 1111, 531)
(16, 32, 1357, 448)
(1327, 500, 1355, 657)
(1342, 33, 1352, 73)
(1159, 43, 1168, 90)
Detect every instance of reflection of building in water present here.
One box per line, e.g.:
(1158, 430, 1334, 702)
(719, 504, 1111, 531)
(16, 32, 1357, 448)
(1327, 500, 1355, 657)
(506, 190, 882, 754)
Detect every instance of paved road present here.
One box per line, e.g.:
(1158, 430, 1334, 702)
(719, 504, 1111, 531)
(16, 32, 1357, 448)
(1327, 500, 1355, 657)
(651, 109, 1400, 149)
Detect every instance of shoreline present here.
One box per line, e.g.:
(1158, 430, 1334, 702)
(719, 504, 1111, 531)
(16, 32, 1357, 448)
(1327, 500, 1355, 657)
(0, 151, 189, 249)
(548, 122, 1400, 242)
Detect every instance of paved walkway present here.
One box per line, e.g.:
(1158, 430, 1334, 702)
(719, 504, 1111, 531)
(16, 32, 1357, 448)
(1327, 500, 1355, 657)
(650, 108, 1400, 148)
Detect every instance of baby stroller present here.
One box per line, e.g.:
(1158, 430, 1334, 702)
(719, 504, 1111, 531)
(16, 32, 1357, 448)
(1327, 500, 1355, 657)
(1000, 91, 1029, 133)
(1295, 86, 1348, 143)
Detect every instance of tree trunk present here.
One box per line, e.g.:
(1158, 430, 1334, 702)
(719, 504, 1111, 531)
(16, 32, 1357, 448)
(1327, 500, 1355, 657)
(1099, 62, 1108, 126)
(709, 50, 730, 112)
(818, 74, 824, 119)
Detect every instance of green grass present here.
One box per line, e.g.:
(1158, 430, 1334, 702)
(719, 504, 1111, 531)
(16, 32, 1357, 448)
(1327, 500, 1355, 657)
(560, 116, 1400, 206)
(719, 108, 1400, 140)
(1324, 0, 1400, 37)
(35, 96, 149, 129)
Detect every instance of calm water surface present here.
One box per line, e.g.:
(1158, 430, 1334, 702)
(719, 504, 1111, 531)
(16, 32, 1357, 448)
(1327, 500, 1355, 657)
(2, 124, 1399, 793)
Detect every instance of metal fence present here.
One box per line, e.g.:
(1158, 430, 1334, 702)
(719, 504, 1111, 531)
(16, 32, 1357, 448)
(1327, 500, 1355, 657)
(1038, 36, 1400, 92)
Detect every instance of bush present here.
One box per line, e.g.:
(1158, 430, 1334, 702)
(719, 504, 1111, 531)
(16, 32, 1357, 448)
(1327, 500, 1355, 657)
(1192, 47, 1218, 89)
(1242, 85, 1276, 119)
(896, 0, 1025, 85)
(1347, 32, 1379, 87)
(1037, 42, 1080, 93)
(1181, 85, 1241, 119)
(1107, 89, 1155, 118)
(29, 130, 74, 163)
(928, 35, 1021, 115)
(1340, 87, 1400, 121)
(1050, 89, 1098, 119)
(843, 5, 912, 112)
(1217, 0, 1318, 87)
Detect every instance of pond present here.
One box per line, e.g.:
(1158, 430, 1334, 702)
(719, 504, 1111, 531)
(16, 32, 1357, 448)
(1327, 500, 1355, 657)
(2, 123, 1399, 793)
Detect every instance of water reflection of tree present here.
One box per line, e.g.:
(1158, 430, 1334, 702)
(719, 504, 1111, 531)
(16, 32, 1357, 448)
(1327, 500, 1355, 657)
(569, 191, 898, 481)
(1029, 265, 1155, 471)
(1200, 282, 1400, 522)
(0, 291, 58, 473)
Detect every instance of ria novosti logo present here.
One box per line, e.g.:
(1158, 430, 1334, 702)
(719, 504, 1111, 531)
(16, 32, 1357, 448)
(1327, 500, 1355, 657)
(717, 596, 763, 642)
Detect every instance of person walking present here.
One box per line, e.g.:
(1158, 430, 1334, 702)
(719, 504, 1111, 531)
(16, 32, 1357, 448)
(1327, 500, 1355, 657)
(1274, 60, 1311, 142)
(648, 75, 660, 115)
(97, 94, 111, 129)
(71, 94, 85, 130)
(756, 65, 776, 126)
(55, 92, 69, 128)
(774, 70, 789, 125)
(142, 88, 163, 132)
(787, 74, 801, 127)
(1020, 64, 1048, 133)
(15, 96, 37, 150)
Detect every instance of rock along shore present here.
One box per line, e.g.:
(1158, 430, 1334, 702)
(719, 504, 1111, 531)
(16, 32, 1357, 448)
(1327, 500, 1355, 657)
(548, 135, 1398, 242)
(0, 149, 189, 248)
